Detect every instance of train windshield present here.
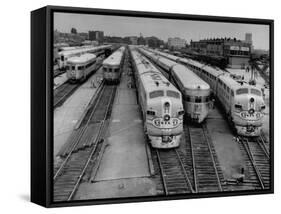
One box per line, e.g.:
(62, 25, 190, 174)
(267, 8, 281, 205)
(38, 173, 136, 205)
(167, 90, 180, 99)
(250, 88, 262, 96)
(150, 90, 164, 98)
(236, 88, 248, 95)
(78, 66, 84, 70)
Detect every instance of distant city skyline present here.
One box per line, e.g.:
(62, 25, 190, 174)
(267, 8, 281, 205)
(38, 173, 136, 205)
(54, 12, 270, 50)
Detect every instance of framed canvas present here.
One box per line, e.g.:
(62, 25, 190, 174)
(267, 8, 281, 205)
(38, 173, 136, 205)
(31, 5, 274, 207)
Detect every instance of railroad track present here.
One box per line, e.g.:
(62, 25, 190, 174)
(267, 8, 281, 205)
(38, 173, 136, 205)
(238, 136, 270, 190)
(185, 123, 224, 193)
(54, 69, 65, 78)
(155, 148, 194, 195)
(53, 82, 80, 108)
(53, 84, 117, 201)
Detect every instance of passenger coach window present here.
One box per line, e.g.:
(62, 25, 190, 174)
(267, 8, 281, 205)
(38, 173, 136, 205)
(167, 90, 180, 99)
(149, 90, 164, 98)
(236, 88, 249, 95)
(251, 89, 261, 96)
(72, 66, 75, 70)
(78, 66, 84, 70)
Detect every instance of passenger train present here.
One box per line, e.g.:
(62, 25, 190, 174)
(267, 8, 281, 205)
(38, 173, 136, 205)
(66, 53, 98, 83)
(138, 48, 210, 123)
(102, 46, 126, 84)
(58, 45, 112, 70)
(129, 46, 184, 148)
(148, 49, 266, 136)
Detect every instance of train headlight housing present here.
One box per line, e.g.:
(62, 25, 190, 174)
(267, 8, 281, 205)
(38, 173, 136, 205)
(235, 104, 242, 111)
(164, 114, 170, 121)
(248, 108, 255, 115)
(178, 110, 184, 116)
(260, 105, 266, 111)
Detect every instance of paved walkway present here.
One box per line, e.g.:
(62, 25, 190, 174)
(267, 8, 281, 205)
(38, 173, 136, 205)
(94, 70, 150, 181)
(53, 69, 103, 157)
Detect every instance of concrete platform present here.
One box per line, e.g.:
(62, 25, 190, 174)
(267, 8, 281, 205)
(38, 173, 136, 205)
(53, 73, 68, 90)
(206, 107, 245, 180)
(75, 177, 156, 200)
(73, 66, 156, 200)
(53, 69, 103, 157)
(94, 71, 150, 181)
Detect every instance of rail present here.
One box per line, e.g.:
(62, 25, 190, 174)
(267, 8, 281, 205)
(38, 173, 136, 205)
(53, 84, 117, 201)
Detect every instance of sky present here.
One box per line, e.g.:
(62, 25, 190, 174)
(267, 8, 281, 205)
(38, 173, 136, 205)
(54, 12, 270, 50)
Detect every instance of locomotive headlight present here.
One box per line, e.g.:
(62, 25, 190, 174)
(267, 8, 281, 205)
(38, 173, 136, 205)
(250, 97, 255, 103)
(164, 114, 170, 121)
(248, 108, 255, 115)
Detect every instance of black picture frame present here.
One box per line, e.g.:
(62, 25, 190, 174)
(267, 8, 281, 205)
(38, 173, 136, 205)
(31, 5, 274, 208)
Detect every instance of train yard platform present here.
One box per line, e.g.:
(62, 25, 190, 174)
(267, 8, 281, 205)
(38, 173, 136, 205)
(74, 66, 156, 200)
(53, 73, 68, 90)
(205, 107, 245, 180)
(53, 69, 103, 157)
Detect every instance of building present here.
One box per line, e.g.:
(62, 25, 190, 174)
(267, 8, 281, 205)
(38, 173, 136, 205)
(129, 36, 138, 45)
(88, 31, 104, 43)
(145, 36, 164, 48)
(244, 33, 253, 52)
(167, 37, 186, 49)
(245, 33, 252, 44)
(78, 32, 89, 40)
(190, 37, 252, 69)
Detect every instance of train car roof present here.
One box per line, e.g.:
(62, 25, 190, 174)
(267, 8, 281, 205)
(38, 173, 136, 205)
(102, 47, 125, 66)
(59, 45, 112, 57)
(140, 48, 209, 91)
(218, 73, 255, 92)
(131, 50, 179, 94)
(172, 64, 210, 90)
(67, 53, 96, 64)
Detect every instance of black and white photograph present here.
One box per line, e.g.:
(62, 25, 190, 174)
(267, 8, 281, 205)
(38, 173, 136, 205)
(52, 9, 273, 203)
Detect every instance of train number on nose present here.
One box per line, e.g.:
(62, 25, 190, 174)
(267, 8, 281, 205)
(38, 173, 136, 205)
(153, 118, 180, 128)
(240, 111, 262, 119)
